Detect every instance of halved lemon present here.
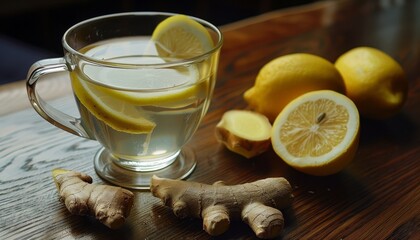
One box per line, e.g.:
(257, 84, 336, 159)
(271, 90, 360, 176)
(152, 15, 214, 58)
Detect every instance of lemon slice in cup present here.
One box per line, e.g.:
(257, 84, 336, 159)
(271, 90, 360, 176)
(71, 73, 156, 133)
(80, 64, 204, 107)
(152, 15, 214, 58)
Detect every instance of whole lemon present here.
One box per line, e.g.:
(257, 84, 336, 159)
(244, 53, 345, 122)
(335, 47, 408, 119)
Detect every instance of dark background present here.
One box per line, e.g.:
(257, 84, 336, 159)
(0, 0, 314, 83)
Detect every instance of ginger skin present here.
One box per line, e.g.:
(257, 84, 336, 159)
(52, 169, 134, 229)
(150, 176, 293, 239)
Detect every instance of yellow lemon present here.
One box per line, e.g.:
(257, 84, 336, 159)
(152, 14, 214, 58)
(244, 53, 345, 122)
(335, 47, 408, 119)
(271, 90, 360, 176)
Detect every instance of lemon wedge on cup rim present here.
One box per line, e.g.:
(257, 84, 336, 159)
(271, 90, 360, 176)
(151, 14, 215, 59)
(72, 14, 216, 133)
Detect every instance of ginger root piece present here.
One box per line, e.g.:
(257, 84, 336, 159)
(150, 175, 293, 239)
(215, 110, 272, 158)
(52, 169, 134, 229)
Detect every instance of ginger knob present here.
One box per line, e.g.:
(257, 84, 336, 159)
(215, 110, 272, 158)
(150, 176, 293, 239)
(52, 169, 134, 229)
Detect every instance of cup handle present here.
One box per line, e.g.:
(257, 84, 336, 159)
(27, 58, 92, 139)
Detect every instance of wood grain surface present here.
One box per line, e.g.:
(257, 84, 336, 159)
(1, 0, 419, 239)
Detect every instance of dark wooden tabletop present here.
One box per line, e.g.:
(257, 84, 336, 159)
(1, 0, 419, 239)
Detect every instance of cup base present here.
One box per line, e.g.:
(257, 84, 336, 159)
(93, 147, 196, 190)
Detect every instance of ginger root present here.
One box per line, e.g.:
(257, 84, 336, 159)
(215, 110, 272, 158)
(150, 175, 293, 239)
(52, 169, 134, 229)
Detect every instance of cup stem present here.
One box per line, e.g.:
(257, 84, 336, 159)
(94, 147, 196, 189)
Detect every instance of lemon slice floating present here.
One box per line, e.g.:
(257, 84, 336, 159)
(71, 73, 156, 133)
(81, 65, 204, 108)
(152, 14, 214, 58)
(271, 90, 360, 176)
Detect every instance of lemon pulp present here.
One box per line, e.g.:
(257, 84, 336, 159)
(271, 90, 359, 176)
(280, 98, 349, 157)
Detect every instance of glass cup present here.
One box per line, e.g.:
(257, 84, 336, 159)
(26, 12, 222, 189)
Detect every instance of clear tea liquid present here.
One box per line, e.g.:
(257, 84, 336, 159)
(70, 37, 213, 171)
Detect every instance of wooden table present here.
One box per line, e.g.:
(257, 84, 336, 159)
(1, 0, 419, 239)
